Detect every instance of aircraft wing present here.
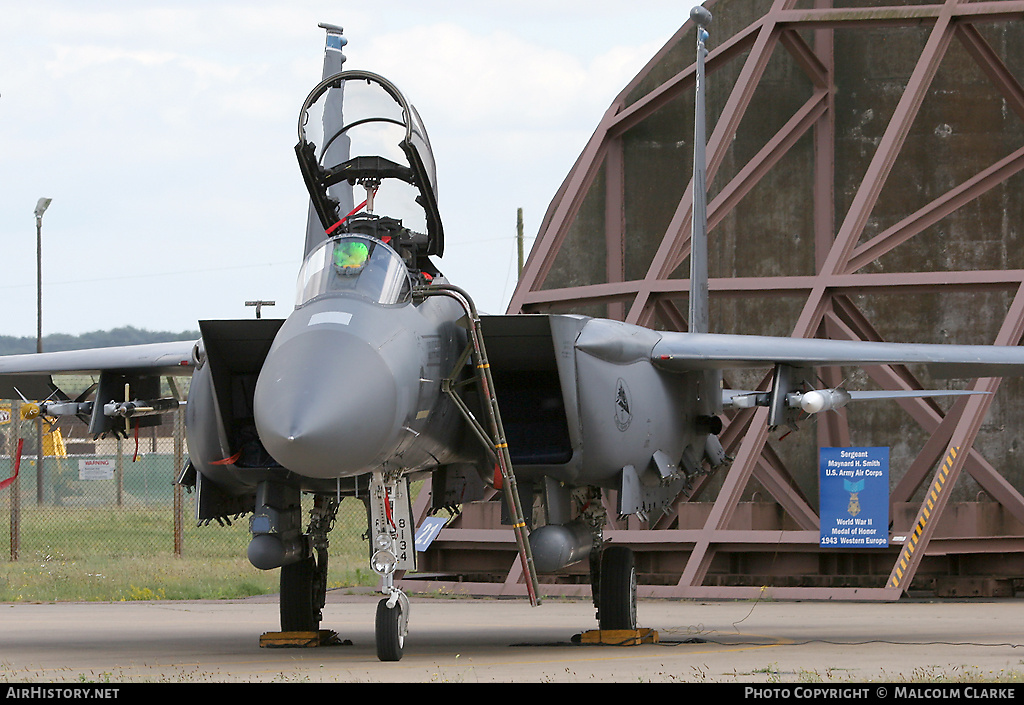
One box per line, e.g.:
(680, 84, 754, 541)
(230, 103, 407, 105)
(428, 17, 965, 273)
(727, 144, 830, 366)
(0, 340, 195, 400)
(652, 332, 1024, 379)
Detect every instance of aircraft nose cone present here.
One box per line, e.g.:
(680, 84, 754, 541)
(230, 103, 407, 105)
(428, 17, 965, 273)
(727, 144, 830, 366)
(254, 329, 399, 478)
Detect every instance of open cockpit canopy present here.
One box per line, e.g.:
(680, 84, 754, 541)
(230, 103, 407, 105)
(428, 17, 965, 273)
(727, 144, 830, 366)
(296, 70, 442, 258)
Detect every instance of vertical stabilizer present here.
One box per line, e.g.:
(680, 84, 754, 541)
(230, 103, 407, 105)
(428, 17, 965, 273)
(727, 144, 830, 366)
(688, 7, 712, 335)
(303, 23, 355, 258)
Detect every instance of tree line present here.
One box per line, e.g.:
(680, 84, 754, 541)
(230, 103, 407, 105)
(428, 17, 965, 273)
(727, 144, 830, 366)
(0, 326, 200, 356)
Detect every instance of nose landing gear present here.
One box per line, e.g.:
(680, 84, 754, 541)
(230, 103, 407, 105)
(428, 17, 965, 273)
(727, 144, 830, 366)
(368, 471, 416, 661)
(375, 586, 410, 661)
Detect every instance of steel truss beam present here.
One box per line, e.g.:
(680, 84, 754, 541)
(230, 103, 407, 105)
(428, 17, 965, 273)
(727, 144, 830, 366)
(408, 0, 1024, 601)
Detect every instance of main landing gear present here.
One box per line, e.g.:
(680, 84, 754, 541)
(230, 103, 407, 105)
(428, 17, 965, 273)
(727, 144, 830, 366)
(278, 495, 336, 634)
(595, 545, 637, 631)
(280, 553, 326, 632)
(581, 496, 637, 632)
(584, 542, 656, 646)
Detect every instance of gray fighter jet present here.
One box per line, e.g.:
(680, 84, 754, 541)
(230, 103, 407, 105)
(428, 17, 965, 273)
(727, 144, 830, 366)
(4, 13, 1024, 661)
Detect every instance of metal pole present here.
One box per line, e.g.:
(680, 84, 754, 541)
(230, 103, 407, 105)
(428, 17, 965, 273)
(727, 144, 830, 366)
(173, 398, 184, 556)
(35, 215, 43, 505)
(116, 436, 123, 507)
(10, 400, 22, 561)
(688, 6, 712, 335)
(517, 208, 524, 277)
(33, 198, 50, 507)
(36, 216, 42, 355)
(689, 7, 722, 420)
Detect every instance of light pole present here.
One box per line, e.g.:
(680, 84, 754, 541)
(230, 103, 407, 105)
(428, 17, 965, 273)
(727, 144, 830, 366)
(34, 198, 51, 354)
(33, 197, 51, 505)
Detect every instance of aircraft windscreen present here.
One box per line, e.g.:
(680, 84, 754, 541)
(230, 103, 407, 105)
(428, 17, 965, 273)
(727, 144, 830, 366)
(299, 73, 438, 237)
(296, 235, 412, 307)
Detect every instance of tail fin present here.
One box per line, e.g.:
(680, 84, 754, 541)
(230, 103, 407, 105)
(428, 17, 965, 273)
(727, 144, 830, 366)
(303, 23, 356, 258)
(688, 7, 712, 334)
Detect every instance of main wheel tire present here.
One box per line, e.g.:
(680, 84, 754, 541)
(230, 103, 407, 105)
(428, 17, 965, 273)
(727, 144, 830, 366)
(375, 598, 405, 662)
(597, 545, 637, 631)
(589, 549, 602, 612)
(280, 555, 319, 632)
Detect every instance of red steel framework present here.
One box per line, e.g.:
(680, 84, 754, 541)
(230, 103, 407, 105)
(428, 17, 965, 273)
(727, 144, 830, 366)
(406, 0, 1024, 600)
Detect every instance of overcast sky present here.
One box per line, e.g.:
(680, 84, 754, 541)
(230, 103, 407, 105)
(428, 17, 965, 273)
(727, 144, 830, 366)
(1, 1, 702, 338)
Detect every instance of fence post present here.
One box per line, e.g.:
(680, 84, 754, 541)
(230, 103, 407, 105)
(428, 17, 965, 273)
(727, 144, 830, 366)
(35, 417, 43, 506)
(116, 435, 126, 507)
(173, 405, 184, 556)
(9, 400, 21, 561)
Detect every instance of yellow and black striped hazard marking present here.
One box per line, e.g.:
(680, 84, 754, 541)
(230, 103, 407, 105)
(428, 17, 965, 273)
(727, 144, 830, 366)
(890, 445, 960, 589)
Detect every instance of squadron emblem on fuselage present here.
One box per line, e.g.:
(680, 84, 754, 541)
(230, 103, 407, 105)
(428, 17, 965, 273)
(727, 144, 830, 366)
(614, 378, 632, 431)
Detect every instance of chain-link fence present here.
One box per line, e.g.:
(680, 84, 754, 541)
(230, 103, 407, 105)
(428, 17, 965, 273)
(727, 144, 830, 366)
(3, 400, 188, 560)
(1, 391, 376, 600)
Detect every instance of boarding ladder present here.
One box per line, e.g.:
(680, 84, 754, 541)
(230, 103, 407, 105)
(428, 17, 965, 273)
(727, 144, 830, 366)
(412, 283, 541, 606)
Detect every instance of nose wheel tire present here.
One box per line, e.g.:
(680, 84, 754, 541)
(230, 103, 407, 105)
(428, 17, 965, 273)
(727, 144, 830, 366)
(597, 545, 637, 631)
(375, 598, 405, 661)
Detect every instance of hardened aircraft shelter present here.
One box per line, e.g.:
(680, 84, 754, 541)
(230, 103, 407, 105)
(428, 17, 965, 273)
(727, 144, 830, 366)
(405, 0, 1024, 601)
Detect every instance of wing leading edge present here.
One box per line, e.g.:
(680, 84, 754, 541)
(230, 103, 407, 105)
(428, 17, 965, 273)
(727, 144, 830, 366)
(652, 332, 1024, 379)
(0, 340, 196, 376)
(0, 341, 196, 436)
(650, 330, 1024, 427)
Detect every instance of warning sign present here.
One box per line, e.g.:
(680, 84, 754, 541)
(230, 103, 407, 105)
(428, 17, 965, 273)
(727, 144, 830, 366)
(79, 458, 114, 481)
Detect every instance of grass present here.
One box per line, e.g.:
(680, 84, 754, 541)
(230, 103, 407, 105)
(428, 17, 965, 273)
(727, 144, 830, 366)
(0, 502, 379, 602)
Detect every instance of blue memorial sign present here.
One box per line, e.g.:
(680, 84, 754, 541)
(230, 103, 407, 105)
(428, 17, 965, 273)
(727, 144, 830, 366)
(820, 447, 889, 548)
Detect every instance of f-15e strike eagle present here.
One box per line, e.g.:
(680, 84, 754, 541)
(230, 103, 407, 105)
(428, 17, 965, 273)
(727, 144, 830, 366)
(3, 10, 1024, 661)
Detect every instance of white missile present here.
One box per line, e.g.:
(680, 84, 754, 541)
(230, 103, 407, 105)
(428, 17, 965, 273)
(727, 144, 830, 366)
(794, 389, 852, 414)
